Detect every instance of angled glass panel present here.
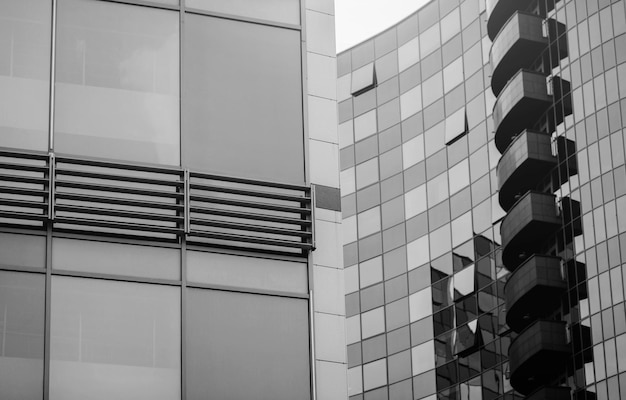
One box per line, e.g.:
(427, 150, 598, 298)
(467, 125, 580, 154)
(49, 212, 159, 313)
(351, 62, 376, 95)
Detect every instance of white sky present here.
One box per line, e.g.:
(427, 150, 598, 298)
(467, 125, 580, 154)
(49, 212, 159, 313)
(334, 0, 431, 53)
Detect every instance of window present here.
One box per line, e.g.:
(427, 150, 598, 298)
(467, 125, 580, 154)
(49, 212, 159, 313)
(186, 289, 309, 400)
(54, 0, 180, 165)
(50, 277, 181, 400)
(351, 62, 377, 95)
(183, 14, 303, 183)
(0, 0, 51, 151)
(0, 271, 45, 400)
(186, 0, 299, 25)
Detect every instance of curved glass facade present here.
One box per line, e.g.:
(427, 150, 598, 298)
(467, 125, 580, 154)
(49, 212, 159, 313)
(340, 0, 626, 398)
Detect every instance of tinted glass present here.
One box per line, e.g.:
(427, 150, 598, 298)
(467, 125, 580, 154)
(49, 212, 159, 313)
(183, 15, 303, 183)
(187, 251, 307, 293)
(186, 0, 299, 25)
(186, 289, 310, 400)
(0, 271, 44, 400)
(50, 277, 181, 400)
(0, 0, 51, 151)
(55, 0, 180, 165)
(53, 237, 178, 279)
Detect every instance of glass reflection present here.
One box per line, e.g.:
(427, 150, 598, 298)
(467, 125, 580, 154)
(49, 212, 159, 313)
(54, 0, 180, 165)
(0, 0, 51, 151)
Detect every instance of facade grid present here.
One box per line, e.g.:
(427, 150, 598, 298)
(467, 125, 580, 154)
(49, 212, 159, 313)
(338, 0, 626, 399)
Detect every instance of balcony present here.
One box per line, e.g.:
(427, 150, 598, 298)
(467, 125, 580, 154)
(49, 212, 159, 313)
(491, 12, 567, 96)
(526, 387, 571, 400)
(500, 191, 561, 271)
(493, 70, 553, 153)
(486, 0, 534, 40)
(497, 130, 556, 211)
(508, 320, 570, 395)
(505, 255, 566, 333)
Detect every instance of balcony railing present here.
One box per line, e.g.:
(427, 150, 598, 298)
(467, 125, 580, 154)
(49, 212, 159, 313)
(0, 148, 313, 256)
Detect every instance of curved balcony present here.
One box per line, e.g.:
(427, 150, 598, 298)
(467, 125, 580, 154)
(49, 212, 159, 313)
(509, 320, 570, 395)
(497, 130, 556, 211)
(500, 191, 561, 271)
(486, 0, 534, 40)
(491, 12, 567, 97)
(493, 70, 553, 154)
(505, 255, 566, 333)
(526, 387, 571, 400)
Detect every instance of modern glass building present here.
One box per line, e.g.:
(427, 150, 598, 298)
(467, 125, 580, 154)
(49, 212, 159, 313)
(0, 0, 347, 399)
(338, 0, 626, 399)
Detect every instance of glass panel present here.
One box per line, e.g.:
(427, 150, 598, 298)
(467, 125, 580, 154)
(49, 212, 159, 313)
(352, 62, 376, 95)
(55, 0, 179, 165)
(454, 264, 475, 299)
(422, 72, 443, 107)
(440, 8, 461, 44)
(356, 158, 379, 190)
(412, 340, 435, 375)
(186, 0, 299, 25)
(443, 57, 463, 93)
(0, 0, 51, 151)
(444, 107, 467, 144)
(400, 84, 422, 120)
(0, 271, 44, 400)
(50, 277, 181, 400)
(402, 134, 425, 169)
(405, 184, 427, 219)
(363, 359, 388, 391)
(430, 224, 451, 260)
(360, 256, 383, 288)
(354, 109, 377, 141)
(409, 286, 432, 322)
(358, 206, 381, 238)
(0, 232, 45, 269)
(348, 366, 363, 396)
(398, 36, 419, 72)
(449, 159, 469, 195)
(183, 14, 303, 183)
(52, 238, 179, 280)
(187, 289, 310, 400)
(187, 251, 307, 293)
(407, 235, 430, 270)
(420, 23, 441, 58)
(362, 306, 385, 338)
(427, 172, 449, 206)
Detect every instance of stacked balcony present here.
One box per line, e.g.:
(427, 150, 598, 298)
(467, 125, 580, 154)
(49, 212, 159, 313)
(500, 191, 561, 271)
(486, 0, 534, 40)
(497, 130, 557, 211)
(488, 0, 578, 395)
(508, 320, 570, 395)
(491, 12, 566, 97)
(493, 70, 553, 153)
(505, 255, 566, 332)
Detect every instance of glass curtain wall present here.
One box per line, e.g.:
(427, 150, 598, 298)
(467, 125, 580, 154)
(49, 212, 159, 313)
(0, 0, 311, 399)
